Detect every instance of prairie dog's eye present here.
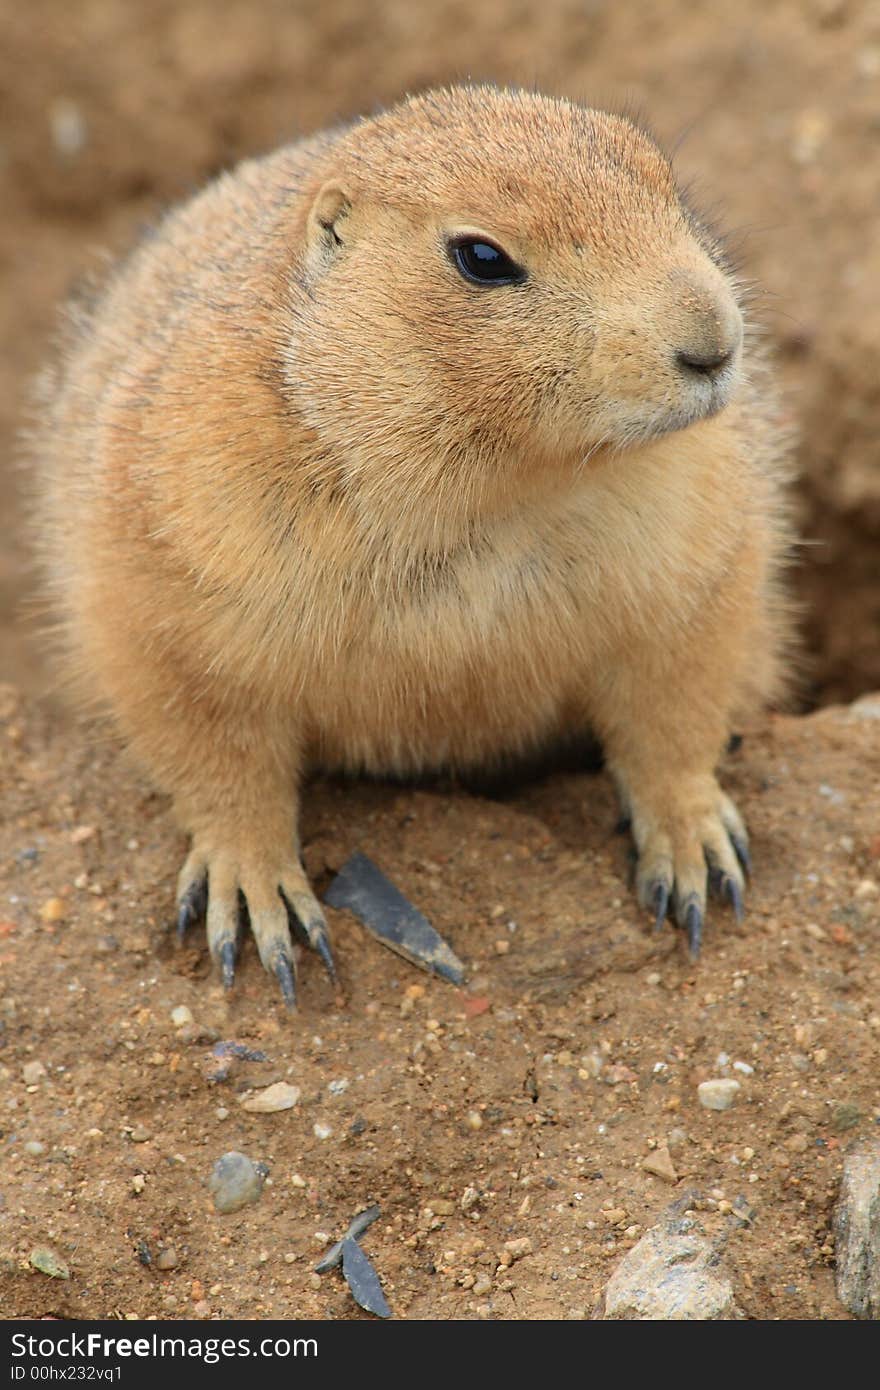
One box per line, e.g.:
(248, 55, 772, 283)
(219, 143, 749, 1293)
(449, 237, 526, 286)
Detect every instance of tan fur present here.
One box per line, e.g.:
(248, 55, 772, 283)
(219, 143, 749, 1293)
(30, 85, 795, 988)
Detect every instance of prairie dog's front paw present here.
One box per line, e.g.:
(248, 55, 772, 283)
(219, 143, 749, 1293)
(176, 843, 336, 1006)
(628, 777, 750, 958)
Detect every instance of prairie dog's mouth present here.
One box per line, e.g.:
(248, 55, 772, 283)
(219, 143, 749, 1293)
(596, 364, 741, 451)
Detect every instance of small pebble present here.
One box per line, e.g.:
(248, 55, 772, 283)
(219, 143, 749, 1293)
(209, 1151, 267, 1213)
(466, 1109, 483, 1130)
(240, 1082, 301, 1113)
(24, 1141, 46, 1157)
(642, 1145, 678, 1184)
(130, 1126, 151, 1143)
(698, 1079, 741, 1111)
(171, 1005, 194, 1028)
(156, 1248, 179, 1271)
(472, 1274, 492, 1296)
(29, 1247, 70, 1279)
(313, 1121, 333, 1140)
(831, 1102, 863, 1135)
(502, 1237, 532, 1262)
(39, 898, 66, 923)
(22, 1061, 47, 1086)
(131, 1175, 146, 1194)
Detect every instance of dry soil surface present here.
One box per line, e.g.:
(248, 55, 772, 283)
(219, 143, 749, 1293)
(1, 684, 879, 1319)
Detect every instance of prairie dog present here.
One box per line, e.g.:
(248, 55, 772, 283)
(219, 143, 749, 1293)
(33, 85, 793, 1002)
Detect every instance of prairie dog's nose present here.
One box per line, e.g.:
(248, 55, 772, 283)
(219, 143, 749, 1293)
(671, 271, 742, 380)
(676, 343, 735, 377)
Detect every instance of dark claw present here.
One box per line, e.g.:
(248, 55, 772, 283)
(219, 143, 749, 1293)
(684, 900, 703, 959)
(724, 876, 745, 924)
(730, 833, 751, 879)
(219, 939, 237, 991)
(313, 928, 338, 983)
(176, 877, 207, 942)
(707, 862, 724, 897)
(281, 891, 337, 983)
(273, 952, 297, 1009)
(651, 881, 670, 932)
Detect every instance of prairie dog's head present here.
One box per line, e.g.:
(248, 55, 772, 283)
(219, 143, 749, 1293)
(288, 85, 744, 500)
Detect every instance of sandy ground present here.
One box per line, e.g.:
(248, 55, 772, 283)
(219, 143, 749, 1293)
(1, 685, 879, 1319)
(1, 0, 879, 1321)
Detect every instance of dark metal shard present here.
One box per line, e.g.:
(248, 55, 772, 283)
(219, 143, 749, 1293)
(340, 1237, 392, 1319)
(314, 1205, 382, 1274)
(325, 852, 465, 984)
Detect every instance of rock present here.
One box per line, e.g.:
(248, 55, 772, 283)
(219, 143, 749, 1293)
(833, 1140, 880, 1318)
(830, 1102, 863, 1135)
(209, 1151, 267, 1213)
(130, 1126, 151, 1143)
(22, 1061, 47, 1086)
(603, 1210, 737, 1320)
(500, 1237, 532, 1264)
(642, 1145, 678, 1183)
(29, 1247, 70, 1279)
(239, 1082, 301, 1113)
(23, 1141, 46, 1157)
(697, 1079, 741, 1111)
(38, 898, 66, 923)
(170, 1005, 194, 1028)
(156, 1247, 180, 1271)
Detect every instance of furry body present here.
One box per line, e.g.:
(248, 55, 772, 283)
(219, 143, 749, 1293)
(33, 86, 794, 992)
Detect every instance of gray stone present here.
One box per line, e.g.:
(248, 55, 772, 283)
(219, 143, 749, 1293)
(833, 1140, 880, 1319)
(697, 1078, 741, 1111)
(603, 1211, 737, 1320)
(209, 1151, 267, 1213)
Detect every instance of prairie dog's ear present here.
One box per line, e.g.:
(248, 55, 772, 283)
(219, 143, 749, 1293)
(304, 181, 352, 275)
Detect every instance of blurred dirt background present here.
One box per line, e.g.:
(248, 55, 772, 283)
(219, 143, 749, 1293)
(1, 0, 878, 1322)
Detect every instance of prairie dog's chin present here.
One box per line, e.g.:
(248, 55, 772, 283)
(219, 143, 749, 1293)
(602, 370, 739, 450)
